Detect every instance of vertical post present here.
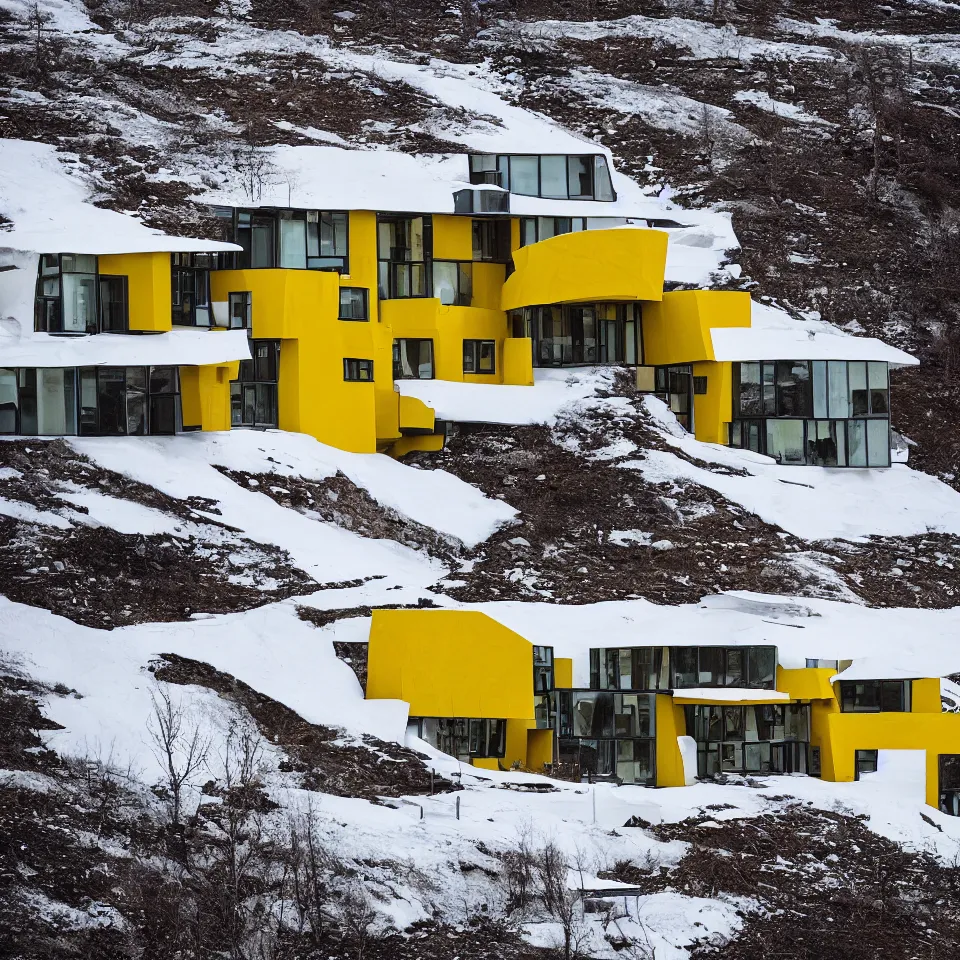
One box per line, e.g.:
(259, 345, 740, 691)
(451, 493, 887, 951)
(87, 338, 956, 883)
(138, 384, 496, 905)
(456, 795, 461, 821)
(430, 768, 435, 795)
(419, 805, 424, 821)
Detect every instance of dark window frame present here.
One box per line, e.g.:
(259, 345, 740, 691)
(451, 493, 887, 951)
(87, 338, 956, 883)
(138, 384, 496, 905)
(171, 253, 213, 327)
(228, 208, 350, 273)
(472, 219, 512, 262)
(432, 260, 473, 306)
(392, 338, 435, 380)
(855, 749, 879, 780)
(35, 253, 100, 335)
(228, 291, 253, 330)
(98, 275, 129, 334)
(469, 154, 616, 202)
(343, 358, 374, 382)
(939, 754, 960, 816)
(377, 214, 433, 300)
(231, 339, 280, 428)
(339, 287, 369, 321)
(76, 366, 180, 437)
(839, 679, 911, 713)
(463, 339, 496, 375)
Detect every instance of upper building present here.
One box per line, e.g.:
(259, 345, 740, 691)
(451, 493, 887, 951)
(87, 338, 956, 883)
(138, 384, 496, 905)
(0, 139, 917, 466)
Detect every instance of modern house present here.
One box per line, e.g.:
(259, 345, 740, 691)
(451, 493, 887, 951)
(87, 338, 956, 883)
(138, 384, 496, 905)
(364, 609, 960, 816)
(0, 139, 916, 464)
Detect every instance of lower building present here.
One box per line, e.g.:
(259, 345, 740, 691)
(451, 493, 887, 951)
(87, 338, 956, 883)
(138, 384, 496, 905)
(364, 611, 960, 815)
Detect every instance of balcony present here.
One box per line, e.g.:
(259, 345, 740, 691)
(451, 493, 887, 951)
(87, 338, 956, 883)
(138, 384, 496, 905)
(501, 227, 668, 312)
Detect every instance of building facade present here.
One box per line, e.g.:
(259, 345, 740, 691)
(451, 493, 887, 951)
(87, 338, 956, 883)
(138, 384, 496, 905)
(0, 143, 916, 464)
(364, 610, 960, 816)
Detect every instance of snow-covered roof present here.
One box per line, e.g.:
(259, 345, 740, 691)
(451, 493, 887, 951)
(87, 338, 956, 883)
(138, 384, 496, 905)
(831, 659, 933, 683)
(0, 140, 239, 255)
(0, 325, 252, 367)
(201, 144, 669, 220)
(711, 302, 917, 366)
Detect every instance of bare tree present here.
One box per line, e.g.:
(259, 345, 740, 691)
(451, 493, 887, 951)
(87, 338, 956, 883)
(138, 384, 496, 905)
(147, 684, 210, 829)
(23, 2, 53, 84)
(339, 883, 380, 960)
(534, 841, 587, 960)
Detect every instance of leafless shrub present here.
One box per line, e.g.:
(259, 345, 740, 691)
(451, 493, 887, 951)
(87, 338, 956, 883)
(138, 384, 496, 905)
(146, 684, 210, 829)
(533, 841, 588, 960)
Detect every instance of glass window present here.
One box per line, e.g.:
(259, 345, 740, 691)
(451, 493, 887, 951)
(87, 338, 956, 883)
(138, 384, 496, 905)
(229, 292, 252, 330)
(393, 339, 434, 380)
(568, 156, 593, 199)
(812, 360, 828, 418)
(279, 217, 307, 268)
(806, 420, 845, 467)
(840, 680, 909, 713)
(595, 155, 615, 201)
(867, 419, 889, 467)
(766, 419, 805, 464)
(98, 276, 128, 333)
(520, 218, 537, 247)
(540, 156, 567, 198)
(855, 749, 878, 779)
(738, 362, 761, 415)
(433, 262, 459, 306)
(776, 361, 811, 416)
(848, 419, 867, 467)
(848, 361, 868, 416)
(510, 156, 539, 196)
(673, 647, 698, 688)
(747, 647, 777, 688)
(762, 362, 776, 415)
(868, 362, 888, 414)
(827, 360, 850, 418)
(343, 358, 373, 382)
(0, 368, 18, 434)
(463, 340, 496, 375)
(698, 648, 723, 686)
(35, 368, 77, 436)
(339, 287, 368, 321)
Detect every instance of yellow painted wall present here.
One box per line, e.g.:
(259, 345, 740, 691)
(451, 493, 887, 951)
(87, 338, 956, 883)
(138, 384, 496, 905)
(98, 252, 172, 332)
(526, 727, 554, 773)
(502, 228, 668, 311)
(655, 694, 688, 787)
(398, 395, 435, 432)
(342, 211, 380, 324)
(366, 609, 537, 722)
(434, 215, 472, 260)
(178, 361, 237, 430)
(211, 268, 382, 452)
(503, 338, 534, 386)
(777, 667, 836, 702)
(554, 658, 573, 689)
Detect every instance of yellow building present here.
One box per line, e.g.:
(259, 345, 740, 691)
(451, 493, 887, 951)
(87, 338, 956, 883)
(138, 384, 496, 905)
(364, 611, 960, 815)
(2, 144, 916, 462)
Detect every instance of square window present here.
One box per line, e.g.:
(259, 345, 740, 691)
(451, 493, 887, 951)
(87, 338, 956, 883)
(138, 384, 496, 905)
(339, 287, 369, 321)
(343, 358, 373, 382)
(228, 291, 252, 330)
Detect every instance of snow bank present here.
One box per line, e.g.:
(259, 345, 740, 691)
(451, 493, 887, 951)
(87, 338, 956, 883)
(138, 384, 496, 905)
(71, 429, 515, 549)
(397, 367, 620, 426)
(0, 140, 238, 255)
(631, 396, 958, 542)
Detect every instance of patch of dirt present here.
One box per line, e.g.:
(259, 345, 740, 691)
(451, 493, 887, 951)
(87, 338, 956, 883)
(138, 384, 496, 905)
(152, 653, 459, 799)
(609, 803, 960, 960)
(333, 640, 369, 691)
(296, 597, 439, 630)
(216, 466, 459, 557)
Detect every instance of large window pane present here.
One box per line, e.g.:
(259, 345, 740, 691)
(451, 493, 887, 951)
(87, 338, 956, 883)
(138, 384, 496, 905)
(541, 155, 567, 198)
(36, 368, 76, 435)
(433, 262, 458, 305)
(510, 156, 539, 195)
(79, 369, 98, 435)
(776, 361, 811, 416)
(762, 362, 776, 415)
(279, 219, 307, 269)
(766, 419, 805, 464)
(827, 360, 850, 417)
(568, 156, 593, 199)
(0, 369, 17, 434)
(594, 156, 615, 200)
(126, 368, 147, 436)
(698, 648, 723, 686)
(849, 361, 868, 416)
(738, 362, 761, 415)
(98, 370, 126, 436)
(673, 647, 698, 688)
(747, 647, 776, 688)
(807, 420, 842, 466)
(848, 419, 867, 466)
(62, 273, 97, 332)
(867, 419, 890, 467)
(812, 360, 828, 418)
(868, 362, 889, 414)
(251, 219, 275, 268)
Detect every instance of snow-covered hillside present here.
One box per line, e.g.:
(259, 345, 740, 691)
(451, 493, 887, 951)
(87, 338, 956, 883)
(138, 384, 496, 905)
(3, 0, 960, 957)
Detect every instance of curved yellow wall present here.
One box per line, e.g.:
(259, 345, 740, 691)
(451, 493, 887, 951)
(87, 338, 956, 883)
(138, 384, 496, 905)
(501, 228, 668, 311)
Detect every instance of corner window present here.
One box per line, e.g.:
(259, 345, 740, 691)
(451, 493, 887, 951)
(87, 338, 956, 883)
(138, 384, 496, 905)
(233, 209, 348, 272)
(75, 366, 178, 437)
(339, 287, 369, 321)
(463, 340, 496, 375)
(855, 749, 878, 780)
(393, 339, 434, 380)
(228, 292, 252, 330)
(343, 358, 373, 382)
(35, 254, 99, 334)
(98, 276, 128, 333)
